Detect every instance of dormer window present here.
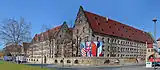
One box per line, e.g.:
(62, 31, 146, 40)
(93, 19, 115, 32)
(98, 23, 100, 25)
(101, 29, 104, 31)
(118, 29, 120, 31)
(95, 17, 97, 20)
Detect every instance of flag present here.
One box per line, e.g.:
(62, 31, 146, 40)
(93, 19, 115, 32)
(86, 42, 91, 57)
(80, 42, 86, 57)
(91, 42, 97, 57)
(81, 48, 86, 57)
(97, 41, 103, 57)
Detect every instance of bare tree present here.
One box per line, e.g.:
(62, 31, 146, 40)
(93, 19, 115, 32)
(0, 17, 31, 53)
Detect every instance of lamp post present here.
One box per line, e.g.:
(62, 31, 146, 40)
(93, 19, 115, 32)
(152, 17, 157, 70)
(41, 33, 44, 68)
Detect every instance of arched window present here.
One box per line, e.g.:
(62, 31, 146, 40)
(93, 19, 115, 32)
(60, 60, 63, 63)
(74, 60, 79, 64)
(55, 60, 58, 63)
(67, 60, 71, 63)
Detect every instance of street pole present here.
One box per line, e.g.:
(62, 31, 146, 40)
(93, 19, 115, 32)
(152, 17, 157, 70)
(41, 34, 44, 68)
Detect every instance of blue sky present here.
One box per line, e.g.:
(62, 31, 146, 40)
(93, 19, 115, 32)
(0, 0, 160, 49)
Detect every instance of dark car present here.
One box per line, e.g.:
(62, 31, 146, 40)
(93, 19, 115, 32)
(152, 62, 160, 67)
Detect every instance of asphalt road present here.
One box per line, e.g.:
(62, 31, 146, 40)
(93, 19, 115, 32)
(53, 66, 158, 70)
(26, 64, 159, 70)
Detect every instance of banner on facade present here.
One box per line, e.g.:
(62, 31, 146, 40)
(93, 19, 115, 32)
(80, 41, 104, 57)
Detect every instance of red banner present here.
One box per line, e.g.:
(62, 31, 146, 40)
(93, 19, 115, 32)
(149, 58, 160, 62)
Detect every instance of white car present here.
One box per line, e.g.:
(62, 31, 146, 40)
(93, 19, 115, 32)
(16, 56, 27, 63)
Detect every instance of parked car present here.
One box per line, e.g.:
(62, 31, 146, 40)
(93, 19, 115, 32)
(152, 62, 160, 67)
(4, 56, 13, 61)
(16, 54, 27, 63)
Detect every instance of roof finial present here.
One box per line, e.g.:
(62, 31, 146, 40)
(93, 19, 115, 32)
(63, 21, 67, 24)
(80, 5, 84, 10)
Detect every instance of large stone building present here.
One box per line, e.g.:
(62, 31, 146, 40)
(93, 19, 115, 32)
(27, 6, 155, 65)
(72, 6, 154, 59)
(27, 22, 73, 63)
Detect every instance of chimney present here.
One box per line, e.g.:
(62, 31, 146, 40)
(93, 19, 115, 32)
(106, 17, 108, 22)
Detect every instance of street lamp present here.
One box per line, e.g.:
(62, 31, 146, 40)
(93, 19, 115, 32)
(152, 17, 157, 70)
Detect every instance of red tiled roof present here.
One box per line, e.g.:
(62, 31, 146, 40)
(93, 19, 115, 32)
(84, 11, 154, 43)
(32, 25, 62, 42)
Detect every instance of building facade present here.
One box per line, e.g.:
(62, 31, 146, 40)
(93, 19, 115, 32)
(27, 22, 73, 62)
(72, 6, 154, 60)
(27, 6, 155, 65)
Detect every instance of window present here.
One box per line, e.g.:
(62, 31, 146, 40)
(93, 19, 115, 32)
(76, 29, 79, 34)
(74, 60, 79, 64)
(83, 27, 85, 32)
(79, 20, 82, 23)
(67, 60, 71, 63)
(112, 32, 115, 34)
(108, 38, 110, 43)
(122, 26, 124, 28)
(107, 54, 110, 57)
(109, 26, 111, 28)
(102, 38, 104, 43)
(60, 60, 63, 63)
(55, 60, 58, 63)
(86, 36, 89, 41)
(92, 34, 95, 37)
(97, 37, 99, 41)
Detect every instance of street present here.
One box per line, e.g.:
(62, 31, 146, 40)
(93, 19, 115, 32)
(26, 64, 158, 70)
(52, 65, 157, 70)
